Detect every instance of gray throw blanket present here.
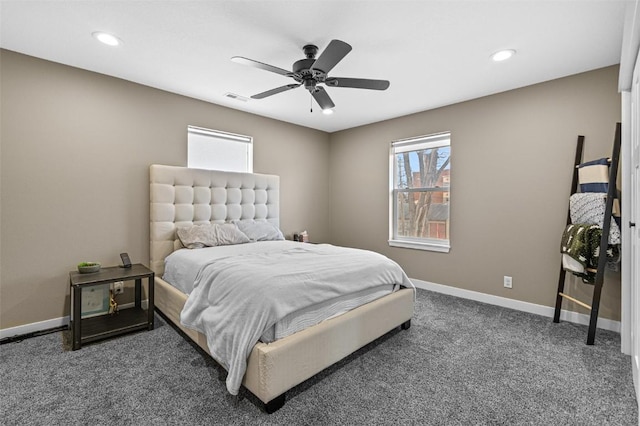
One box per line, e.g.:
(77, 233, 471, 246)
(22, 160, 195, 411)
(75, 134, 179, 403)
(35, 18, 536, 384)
(180, 243, 413, 395)
(569, 193, 620, 244)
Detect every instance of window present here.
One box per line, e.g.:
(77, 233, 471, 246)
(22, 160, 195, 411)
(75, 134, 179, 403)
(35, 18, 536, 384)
(389, 132, 451, 252)
(187, 125, 253, 172)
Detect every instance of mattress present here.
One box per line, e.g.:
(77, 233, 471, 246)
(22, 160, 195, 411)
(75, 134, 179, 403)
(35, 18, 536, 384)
(163, 240, 396, 343)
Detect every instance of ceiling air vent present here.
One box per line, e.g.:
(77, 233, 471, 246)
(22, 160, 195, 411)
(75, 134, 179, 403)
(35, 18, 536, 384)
(223, 92, 249, 102)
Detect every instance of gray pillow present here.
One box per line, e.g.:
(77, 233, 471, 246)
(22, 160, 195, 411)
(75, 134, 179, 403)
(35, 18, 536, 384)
(234, 220, 284, 242)
(176, 223, 250, 249)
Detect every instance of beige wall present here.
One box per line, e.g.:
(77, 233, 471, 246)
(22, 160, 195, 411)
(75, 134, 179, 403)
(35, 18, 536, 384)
(329, 66, 622, 321)
(0, 49, 623, 330)
(0, 50, 331, 329)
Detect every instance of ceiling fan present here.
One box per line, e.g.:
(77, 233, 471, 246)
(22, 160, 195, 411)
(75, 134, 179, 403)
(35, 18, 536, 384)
(231, 40, 390, 111)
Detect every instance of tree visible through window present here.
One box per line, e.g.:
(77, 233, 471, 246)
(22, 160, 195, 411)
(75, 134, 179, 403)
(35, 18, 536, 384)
(390, 132, 451, 252)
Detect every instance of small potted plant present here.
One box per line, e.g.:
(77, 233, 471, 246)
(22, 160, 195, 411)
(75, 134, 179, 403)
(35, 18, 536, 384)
(77, 262, 101, 274)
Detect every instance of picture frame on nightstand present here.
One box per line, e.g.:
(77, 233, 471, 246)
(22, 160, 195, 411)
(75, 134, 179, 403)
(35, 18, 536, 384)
(80, 284, 110, 319)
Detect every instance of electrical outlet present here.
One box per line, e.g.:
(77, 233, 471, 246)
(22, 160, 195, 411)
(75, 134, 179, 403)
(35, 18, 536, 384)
(113, 281, 124, 295)
(503, 276, 513, 289)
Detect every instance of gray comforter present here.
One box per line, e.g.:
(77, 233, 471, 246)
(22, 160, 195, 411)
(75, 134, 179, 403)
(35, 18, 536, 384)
(179, 242, 413, 395)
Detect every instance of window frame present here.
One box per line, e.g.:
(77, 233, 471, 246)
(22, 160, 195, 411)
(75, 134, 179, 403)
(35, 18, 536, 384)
(389, 132, 451, 253)
(187, 125, 253, 173)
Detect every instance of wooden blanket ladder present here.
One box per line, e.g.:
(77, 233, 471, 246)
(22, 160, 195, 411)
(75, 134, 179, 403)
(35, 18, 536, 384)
(553, 122, 621, 345)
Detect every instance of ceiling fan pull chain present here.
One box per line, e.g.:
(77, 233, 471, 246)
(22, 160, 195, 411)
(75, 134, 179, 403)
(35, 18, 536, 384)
(310, 93, 313, 113)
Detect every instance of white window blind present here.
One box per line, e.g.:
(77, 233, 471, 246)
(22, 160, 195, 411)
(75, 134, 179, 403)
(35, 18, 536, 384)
(187, 125, 253, 173)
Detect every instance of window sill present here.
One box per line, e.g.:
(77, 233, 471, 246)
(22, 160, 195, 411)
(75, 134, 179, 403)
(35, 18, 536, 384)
(388, 239, 450, 253)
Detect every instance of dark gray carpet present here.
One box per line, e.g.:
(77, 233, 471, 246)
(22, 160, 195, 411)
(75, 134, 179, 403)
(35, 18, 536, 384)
(1, 289, 637, 425)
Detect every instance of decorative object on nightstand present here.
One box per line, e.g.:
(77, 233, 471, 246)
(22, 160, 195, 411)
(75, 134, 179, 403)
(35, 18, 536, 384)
(293, 231, 309, 242)
(77, 262, 101, 274)
(69, 263, 154, 350)
(119, 252, 132, 268)
(80, 283, 110, 319)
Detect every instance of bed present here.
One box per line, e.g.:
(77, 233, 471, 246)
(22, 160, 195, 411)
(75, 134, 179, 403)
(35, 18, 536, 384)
(149, 164, 415, 412)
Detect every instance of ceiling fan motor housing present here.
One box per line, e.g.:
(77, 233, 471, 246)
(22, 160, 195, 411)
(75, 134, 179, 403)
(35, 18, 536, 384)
(292, 58, 316, 74)
(293, 56, 326, 92)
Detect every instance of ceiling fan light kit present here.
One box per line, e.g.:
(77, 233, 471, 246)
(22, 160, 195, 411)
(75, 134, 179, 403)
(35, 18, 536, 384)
(231, 39, 390, 112)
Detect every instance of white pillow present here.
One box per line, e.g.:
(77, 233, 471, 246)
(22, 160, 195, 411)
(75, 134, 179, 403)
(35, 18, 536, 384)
(176, 223, 250, 249)
(235, 220, 284, 242)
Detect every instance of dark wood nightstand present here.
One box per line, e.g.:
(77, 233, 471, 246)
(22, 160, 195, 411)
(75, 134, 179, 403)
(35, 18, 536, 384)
(69, 263, 154, 350)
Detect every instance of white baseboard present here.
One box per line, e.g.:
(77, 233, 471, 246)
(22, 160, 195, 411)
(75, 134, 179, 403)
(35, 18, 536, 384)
(0, 316, 70, 340)
(0, 300, 150, 340)
(412, 279, 621, 333)
(1, 283, 621, 340)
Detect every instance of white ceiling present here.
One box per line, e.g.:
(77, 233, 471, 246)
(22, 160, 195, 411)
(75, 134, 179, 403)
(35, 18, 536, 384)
(0, 1, 628, 133)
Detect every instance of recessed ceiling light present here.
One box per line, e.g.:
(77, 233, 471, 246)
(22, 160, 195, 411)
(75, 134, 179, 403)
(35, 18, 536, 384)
(92, 31, 121, 47)
(322, 108, 334, 115)
(491, 49, 516, 62)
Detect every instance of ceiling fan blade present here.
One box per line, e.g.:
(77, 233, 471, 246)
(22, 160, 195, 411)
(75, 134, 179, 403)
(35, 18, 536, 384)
(251, 83, 301, 99)
(231, 56, 291, 76)
(311, 86, 335, 110)
(311, 40, 352, 73)
(325, 77, 390, 90)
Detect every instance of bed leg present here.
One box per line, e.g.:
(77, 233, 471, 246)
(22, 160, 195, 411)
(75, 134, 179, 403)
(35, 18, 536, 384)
(264, 393, 286, 414)
(217, 368, 227, 382)
(401, 319, 411, 330)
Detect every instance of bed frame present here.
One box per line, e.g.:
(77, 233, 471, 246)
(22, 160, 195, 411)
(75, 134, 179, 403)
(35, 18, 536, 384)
(149, 165, 414, 412)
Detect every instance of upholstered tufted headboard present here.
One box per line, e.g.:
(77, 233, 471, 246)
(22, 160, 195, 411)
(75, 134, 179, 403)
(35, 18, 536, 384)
(149, 165, 280, 276)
